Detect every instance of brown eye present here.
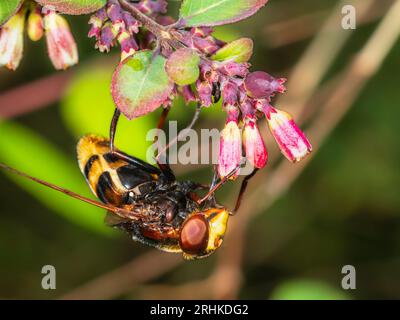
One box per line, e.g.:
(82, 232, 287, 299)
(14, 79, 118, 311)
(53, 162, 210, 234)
(179, 215, 209, 255)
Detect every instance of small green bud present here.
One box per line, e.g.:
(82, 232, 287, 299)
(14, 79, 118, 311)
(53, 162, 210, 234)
(165, 48, 201, 86)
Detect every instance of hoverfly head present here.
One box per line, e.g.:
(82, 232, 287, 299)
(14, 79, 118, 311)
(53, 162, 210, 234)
(179, 207, 230, 260)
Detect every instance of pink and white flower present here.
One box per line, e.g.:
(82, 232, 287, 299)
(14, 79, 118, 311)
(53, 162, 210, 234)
(118, 30, 138, 61)
(263, 105, 312, 162)
(0, 10, 25, 70)
(44, 10, 78, 70)
(218, 108, 242, 179)
(242, 116, 268, 169)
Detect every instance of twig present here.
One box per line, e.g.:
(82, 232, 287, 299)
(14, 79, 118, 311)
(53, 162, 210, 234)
(277, 0, 376, 120)
(0, 71, 72, 118)
(61, 250, 181, 300)
(264, 0, 390, 48)
(211, 0, 400, 299)
(119, 0, 168, 39)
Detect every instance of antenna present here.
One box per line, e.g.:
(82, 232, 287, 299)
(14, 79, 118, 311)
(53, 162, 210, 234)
(0, 163, 140, 220)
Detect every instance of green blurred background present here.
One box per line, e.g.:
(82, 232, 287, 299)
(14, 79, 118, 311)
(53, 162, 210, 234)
(1, 0, 399, 299)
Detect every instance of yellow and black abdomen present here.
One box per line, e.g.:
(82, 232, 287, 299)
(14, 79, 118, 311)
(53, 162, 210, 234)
(77, 134, 158, 207)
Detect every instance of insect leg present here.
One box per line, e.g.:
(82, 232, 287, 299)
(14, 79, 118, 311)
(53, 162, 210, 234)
(197, 163, 242, 205)
(154, 107, 176, 181)
(107, 108, 162, 174)
(210, 165, 220, 189)
(155, 104, 203, 181)
(232, 169, 259, 214)
(109, 108, 121, 153)
(157, 107, 171, 132)
(203, 165, 219, 207)
(155, 103, 202, 163)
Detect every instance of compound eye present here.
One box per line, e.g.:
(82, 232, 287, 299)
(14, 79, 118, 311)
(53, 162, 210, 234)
(179, 215, 209, 255)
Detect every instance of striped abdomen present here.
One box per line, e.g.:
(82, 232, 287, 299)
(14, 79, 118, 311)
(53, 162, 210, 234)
(77, 134, 158, 206)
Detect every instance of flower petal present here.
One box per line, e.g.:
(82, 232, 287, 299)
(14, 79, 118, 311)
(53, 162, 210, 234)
(44, 11, 78, 70)
(243, 119, 268, 168)
(0, 10, 25, 70)
(218, 120, 242, 178)
(265, 107, 312, 162)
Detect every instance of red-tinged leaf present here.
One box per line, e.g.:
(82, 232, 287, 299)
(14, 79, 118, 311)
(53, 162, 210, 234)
(179, 0, 268, 27)
(35, 0, 106, 15)
(0, 0, 23, 26)
(111, 50, 174, 120)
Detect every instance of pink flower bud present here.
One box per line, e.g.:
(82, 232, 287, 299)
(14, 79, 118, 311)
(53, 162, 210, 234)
(239, 98, 254, 117)
(191, 27, 213, 38)
(198, 62, 219, 85)
(107, 2, 124, 34)
(0, 10, 25, 70)
(264, 106, 312, 162)
(136, 0, 168, 15)
(219, 61, 249, 77)
(182, 85, 197, 104)
(163, 85, 177, 108)
(107, 2, 123, 23)
(221, 80, 238, 107)
(177, 30, 195, 49)
(151, 0, 168, 14)
(94, 7, 108, 22)
(196, 80, 213, 107)
(156, 15, 175, 27)
(218, 120, 242, 179)
(242, 118, 267, 169)
(199, 61, 212, 80)
(88, 22, 102, 40)
(88, 8, 107, 40)
(44, 11, 78, 70)
(97, 23, 117, 52)
(244, 71, 286, 99)
(123, 11, 141, 34)
(88, 25, 101, 40)
(225, 105, 240, 122)
(118, 30, 138, 61)
(27, 6, 44, 42)
(193, 36, 220, 55)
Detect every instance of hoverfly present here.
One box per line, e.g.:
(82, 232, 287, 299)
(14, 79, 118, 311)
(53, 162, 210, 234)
(77, 133, 234, 260)
(0, 107, 257, 260)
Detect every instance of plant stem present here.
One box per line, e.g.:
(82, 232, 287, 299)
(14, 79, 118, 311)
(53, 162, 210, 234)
(118, 0, 169, 40)
(118, 0, 186, 51)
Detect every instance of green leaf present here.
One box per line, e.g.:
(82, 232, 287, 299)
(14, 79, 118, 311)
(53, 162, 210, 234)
(111, 50, 174, 120)
(60, 61, 156, 161)
(0, 121, 111, 235)
(35, 0, 106, 15)
(270, 279, 349, 300)
(179, 0, 268, 27)
(212, 37, 253, 63)
(166, 48, 200, 86)
(0, 0, 22, 26)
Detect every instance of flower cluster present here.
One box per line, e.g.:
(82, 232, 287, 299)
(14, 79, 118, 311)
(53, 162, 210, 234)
(1, 0, 311, 180)
(88, 0, 168, 61)
(169, 27, 312, 178)
(217, 67, 311, 178)
(0, 2, 78, 70)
